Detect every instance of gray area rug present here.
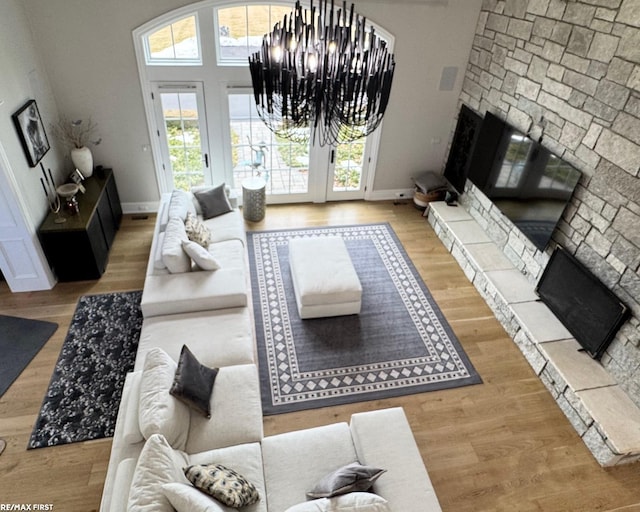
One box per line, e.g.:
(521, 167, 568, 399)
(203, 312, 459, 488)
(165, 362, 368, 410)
(247, 223, 482, 415)
(0, 315, 58, 398)
(28, 290, 142, 449)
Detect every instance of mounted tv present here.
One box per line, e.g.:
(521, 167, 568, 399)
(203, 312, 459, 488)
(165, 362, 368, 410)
(536, 247, 629, 359)
(443, 104, 483, 194)
(467, 111, 582, 251)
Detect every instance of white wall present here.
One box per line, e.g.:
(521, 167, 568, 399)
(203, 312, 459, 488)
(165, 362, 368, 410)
(21, 0, 481, 206)
(0, 0, 65, 228)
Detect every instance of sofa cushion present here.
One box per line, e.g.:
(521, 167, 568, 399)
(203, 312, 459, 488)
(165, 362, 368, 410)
(184, 463, 260, 508)
(185, 212, 212, 248)
(127, 434, 190, 512)
(162, 483, 236, 512)
(202, 210, 246, 245)
(284, 493, 390, 512)
(134, 308, 255, 372)
(170, 345, 219, 418)
(349, 407, 443, 512)
(138, 348, 190, 450)
(189, 442, 267, 512)
(169, 189, 197, 221)
(183, 240, 221, 271)
(141, 268, 248, 317)
(162, 217, 191, 274)
(306, 463, 386, 499)
(186, 364, 264, 453)
(194, 184, 233, 219)
(261, 422, 358, 511)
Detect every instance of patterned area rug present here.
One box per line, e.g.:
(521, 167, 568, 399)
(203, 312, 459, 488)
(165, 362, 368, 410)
(28, 290, 142, 449)
(247, 223, 482, 415)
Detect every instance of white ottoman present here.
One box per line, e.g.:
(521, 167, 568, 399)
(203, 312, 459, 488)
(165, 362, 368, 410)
(289, 236, 362, 319)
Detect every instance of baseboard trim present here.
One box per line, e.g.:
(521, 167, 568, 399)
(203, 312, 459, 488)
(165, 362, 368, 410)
(121, 201, 159, 215)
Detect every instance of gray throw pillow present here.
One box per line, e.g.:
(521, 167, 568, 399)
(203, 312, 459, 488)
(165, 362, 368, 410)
(169, 345, 218, 418)
(306, 462, 386, 499)
(194, 184, 233, 219)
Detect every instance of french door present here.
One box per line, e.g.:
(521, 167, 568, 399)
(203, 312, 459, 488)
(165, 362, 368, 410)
(225, 90, 371, 203)
(326, 134, 370, 201)
(151, 82, 211, 191)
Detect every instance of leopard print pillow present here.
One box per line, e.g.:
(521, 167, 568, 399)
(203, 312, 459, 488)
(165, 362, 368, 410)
(184, 212, 212, 248)
(184, 463, 260, 508)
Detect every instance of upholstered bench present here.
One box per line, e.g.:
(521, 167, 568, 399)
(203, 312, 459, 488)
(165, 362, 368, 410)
(289, 236, 362, 319)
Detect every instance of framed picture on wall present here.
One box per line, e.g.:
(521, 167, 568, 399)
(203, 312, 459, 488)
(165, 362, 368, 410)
(12, 99, 50, 167)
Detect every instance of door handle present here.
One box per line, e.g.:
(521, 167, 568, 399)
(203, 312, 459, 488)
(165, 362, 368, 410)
(204, 153, 209, 168)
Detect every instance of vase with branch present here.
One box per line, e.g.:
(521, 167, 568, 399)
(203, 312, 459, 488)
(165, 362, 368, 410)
(51, 117, 102, 177)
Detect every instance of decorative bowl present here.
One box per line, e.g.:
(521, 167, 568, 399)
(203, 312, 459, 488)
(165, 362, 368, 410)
(56, 183, 80, 198)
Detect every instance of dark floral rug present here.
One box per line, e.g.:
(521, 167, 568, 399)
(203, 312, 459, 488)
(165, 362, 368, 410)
(28, 290, 142, 449)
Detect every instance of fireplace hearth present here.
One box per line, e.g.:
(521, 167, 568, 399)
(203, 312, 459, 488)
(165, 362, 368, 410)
(427, 201, 640, 466)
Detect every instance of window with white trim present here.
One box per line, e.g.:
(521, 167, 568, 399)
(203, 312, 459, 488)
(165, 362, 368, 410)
(215, 5, 293, 65)
(144, 15, 202, 65)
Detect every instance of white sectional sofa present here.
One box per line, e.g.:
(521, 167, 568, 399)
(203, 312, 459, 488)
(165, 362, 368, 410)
(100, 186, 443, 512)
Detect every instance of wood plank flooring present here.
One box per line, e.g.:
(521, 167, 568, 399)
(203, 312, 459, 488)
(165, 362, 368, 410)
(0, 201, 638, 511)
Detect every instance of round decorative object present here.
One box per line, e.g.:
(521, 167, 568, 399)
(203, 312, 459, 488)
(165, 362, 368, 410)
(71, 146, 94, 177)
(242, 177, 266, 222)
(56, 183, 80, 198)
(413, 189, 445, 211)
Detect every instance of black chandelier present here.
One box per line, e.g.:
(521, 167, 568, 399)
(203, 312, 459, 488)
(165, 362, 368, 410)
(248, 0, 396, 146)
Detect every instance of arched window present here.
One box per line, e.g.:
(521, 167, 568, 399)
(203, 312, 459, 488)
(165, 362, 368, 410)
(144, 14, 201, 65)
(215, 5, 293, 65)
(134, 2, 393, 201)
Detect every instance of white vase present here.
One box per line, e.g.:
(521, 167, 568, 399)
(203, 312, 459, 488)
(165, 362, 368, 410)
(71, 146, 94, 178)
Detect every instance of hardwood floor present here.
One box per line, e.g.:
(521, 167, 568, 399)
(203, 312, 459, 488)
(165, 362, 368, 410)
(1, 201, 639, 511)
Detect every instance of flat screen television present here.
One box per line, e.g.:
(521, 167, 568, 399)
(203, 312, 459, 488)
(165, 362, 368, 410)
(466, 111, 582, 251)
(443, 104, 483, 194)
(536, 247, 629, 359)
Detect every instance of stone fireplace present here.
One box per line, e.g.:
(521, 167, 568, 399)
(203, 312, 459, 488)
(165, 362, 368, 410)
(438, 0, 640, 464)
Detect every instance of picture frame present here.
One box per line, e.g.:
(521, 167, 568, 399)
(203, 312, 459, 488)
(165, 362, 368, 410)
(69, 168, 86, 193)
(12, 99, 50, 167)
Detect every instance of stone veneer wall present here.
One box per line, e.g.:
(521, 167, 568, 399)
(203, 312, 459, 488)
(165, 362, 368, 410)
(453, 0, 640, 407)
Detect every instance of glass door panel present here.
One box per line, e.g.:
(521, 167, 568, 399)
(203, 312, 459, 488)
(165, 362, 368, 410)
(152, 82, 210, 192)
(228, 93, 312, 201)
(326, 130, 369, 201)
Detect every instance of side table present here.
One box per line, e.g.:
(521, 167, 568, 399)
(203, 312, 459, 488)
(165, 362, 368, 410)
(242, 177, 266, 222)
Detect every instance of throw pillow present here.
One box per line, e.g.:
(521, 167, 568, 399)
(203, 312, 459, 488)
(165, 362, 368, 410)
(169, 189, 197, 221)
(127, 434, 190, 512)
(182, 241, 221, 271)
(194, 184, 233, 220)
(162, 482, 236, 512)
(170, 345, 219, 418)
(138, 348, 191, 450)
(284, 492, 390, 512)
(162, 217, 191, 274)
(307, 463, 386, 499)
(185, 212, 212, 248)
(184, 463, 260, 508)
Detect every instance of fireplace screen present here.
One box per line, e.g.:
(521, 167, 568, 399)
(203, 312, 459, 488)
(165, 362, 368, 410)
(535, 247, 629, 359)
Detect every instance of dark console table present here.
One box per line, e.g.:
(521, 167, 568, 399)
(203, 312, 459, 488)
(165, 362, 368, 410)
(39, 169, 122, 281)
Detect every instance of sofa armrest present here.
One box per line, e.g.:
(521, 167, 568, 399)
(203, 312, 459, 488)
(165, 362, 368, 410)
(99, 372, 145, 512)
(349, 407, 443, 512)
